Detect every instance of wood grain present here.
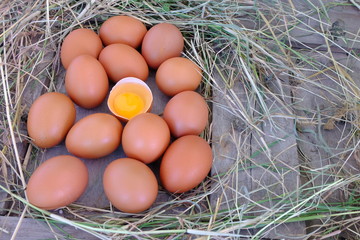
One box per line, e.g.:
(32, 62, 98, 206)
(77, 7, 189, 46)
(287, 0, 360, 50)
(250, 73, 305, 238)
(292, 51, 360, 192)
(291, 51, 360, 234)
(210, 72, 254, 236)
(210, 70, 305, 238)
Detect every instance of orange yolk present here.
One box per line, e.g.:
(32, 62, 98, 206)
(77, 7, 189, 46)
(114, 92, 145, 119)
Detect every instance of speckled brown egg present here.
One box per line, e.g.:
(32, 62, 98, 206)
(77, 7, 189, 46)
(65, 55, 109, 109)
(160, 135, 212, 193)
(26, 155, 88, 210)
(141, 23, 184, 69)
(156, 57, 202, 96)
(99, 15, 147, 48)
(163, 91, 208, 137)
(65, 113, 123, 159)
(103, 158, 158, 213)
(122, 113, 170, 164)
(99, 43, 149, 82)
(60, 28, 103, 69)
(27, 92, 76, 148)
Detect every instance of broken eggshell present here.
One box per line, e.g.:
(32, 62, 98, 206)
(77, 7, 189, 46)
(107, 77, 153, 122)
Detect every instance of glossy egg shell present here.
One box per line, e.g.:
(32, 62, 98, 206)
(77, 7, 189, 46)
(163, 91, 208, 137)
(103, 158, 158, 213)
(99, 15, 147, 48)
(65, 55, 109, 109)
(99, 43, 149, 82)
(60, 28, 103, 69)
(122, 113, 170, 164)
(141, 23, 184, 69)
(27, 92, 76, 148)
(26, 155, 88, 210)
(65, 113, 123, 159)
(156, 57, 202, 96)
(160, 135, 212, 193)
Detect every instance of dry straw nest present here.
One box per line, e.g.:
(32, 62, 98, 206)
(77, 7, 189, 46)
(1, 0, 360, 239)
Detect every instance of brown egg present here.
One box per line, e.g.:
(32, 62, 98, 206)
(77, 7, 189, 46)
(99, 16, 147, 48)
(27, 92, 76, 148)
(65, 55, 109, 109)
(156, 57, 202, 96)
(122, 113, 170, 164)
(103, 158, 158, 213)
(160, 135, 212, 193)
(60, 28, 103, 69)
(141, 23, 184, 69)
(65, 113, 123, 159)
(27, 155, 88, 210)
(99, 43, 149, 82)
(163, 91, 208, 137)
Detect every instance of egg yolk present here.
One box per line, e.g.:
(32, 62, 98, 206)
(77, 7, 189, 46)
(114, 92, 145, 119)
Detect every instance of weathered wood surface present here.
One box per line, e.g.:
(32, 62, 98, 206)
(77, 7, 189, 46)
(287, 0, 360, 50)
(210, 1, 360, 238)
(250, 73, 305, 238)
(0, 216, 97, 240)
(291, 51, 360, 235)
(293, 51, 359, 192)
(26, 70, 170, 209)
(210, 72, 253, 237)
(211, 71, 306, 238)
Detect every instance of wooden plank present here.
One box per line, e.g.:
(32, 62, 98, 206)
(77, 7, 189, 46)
(232, 1, 360, 54)
(210, 70, 305, 237)
(26, 69, 171, 209)
(292, 51, 359, 190)
(210, 72, 254, 237)
(287, 0, 360, 49)
(0, 216, 98, 240)
(249, 73, 305, 238)
(291, 51, 360, 235)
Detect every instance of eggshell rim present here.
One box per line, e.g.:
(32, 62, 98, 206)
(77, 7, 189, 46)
(107, 77, 153, 122)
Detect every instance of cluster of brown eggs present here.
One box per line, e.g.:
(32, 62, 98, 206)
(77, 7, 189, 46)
(26, 16, 212, 213)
